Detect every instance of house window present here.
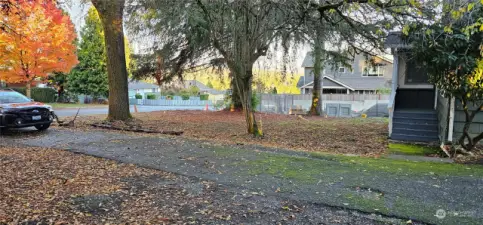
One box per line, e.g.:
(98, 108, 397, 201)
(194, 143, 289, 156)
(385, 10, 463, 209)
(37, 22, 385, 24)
(338, 67, 345, 73)
(406, 60, 429, 84)
(363, 65, 385, 77)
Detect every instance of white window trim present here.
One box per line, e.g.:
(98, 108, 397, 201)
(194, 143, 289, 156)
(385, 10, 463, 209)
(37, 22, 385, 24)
(338, 67, 345, 73)
(362, 65, 384, 77)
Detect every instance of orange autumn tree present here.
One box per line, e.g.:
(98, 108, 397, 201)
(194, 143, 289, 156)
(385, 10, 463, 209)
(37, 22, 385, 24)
(0, 0, 77, 97)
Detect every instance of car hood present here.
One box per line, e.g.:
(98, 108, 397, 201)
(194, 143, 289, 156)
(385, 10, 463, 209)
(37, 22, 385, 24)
(0, 102, 52, 110)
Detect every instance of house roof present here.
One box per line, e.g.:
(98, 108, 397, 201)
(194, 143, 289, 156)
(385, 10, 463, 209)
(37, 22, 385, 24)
(128, 81, 159, 90)
(384, 32, 411, 48)
(297, 76, 390, 91)
(336, 77, 390, 90)
(185, 80, 227, 95)
(296, 75, 310, 88)
(185, 80, 210, 90)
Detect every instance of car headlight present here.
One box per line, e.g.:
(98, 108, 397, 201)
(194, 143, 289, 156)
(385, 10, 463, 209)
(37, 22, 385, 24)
(45, 105, 53, 112)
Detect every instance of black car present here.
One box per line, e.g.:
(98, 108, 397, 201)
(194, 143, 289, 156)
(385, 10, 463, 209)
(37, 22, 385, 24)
(0, 89, 54, 131)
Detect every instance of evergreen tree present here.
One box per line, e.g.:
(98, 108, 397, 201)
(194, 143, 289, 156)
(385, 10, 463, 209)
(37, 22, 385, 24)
(67, 7, 108, 99)
(206, 80, 213, 89)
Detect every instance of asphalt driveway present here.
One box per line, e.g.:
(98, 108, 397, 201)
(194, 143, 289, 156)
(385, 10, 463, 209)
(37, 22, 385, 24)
(54, 105, 214, 117)
(2, 128, 483, 225)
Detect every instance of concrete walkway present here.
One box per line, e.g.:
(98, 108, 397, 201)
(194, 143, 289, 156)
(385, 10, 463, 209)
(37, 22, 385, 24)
(2, 129, 483, 225)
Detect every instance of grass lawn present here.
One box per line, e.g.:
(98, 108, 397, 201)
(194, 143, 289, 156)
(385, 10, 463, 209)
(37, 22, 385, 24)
(68, 110, 389, 156)
(388, 143, 441, 156)
(48, 103, 107, 109)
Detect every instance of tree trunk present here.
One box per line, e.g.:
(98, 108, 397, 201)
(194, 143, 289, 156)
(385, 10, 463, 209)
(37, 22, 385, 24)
(230, 75, 243, 110)
(91, 0, 131, 121)
(234, 70, 259, 135)
(26, 80, 31, 98)
(458, 98, 483, 151)
(57, 85, 64, 102)
(309, 36, 324, 116)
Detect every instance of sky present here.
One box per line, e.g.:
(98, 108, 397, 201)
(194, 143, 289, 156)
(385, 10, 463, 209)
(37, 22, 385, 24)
(63, 3, 312, 76)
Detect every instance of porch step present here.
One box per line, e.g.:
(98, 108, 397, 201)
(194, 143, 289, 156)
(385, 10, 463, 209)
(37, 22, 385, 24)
(394, 111, 437, 119)
(391, 109, 439, 143)
(393, 117, 438, 125)
(391, 133, 439, 142)
(392, 122, 438, 130)
(392, 128, 439, 137)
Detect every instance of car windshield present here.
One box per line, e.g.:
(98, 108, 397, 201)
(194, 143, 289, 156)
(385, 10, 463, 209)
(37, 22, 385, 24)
(0, 91, 31, 104)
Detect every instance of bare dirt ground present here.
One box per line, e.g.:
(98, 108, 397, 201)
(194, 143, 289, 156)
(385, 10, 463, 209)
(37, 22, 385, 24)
(65, 110, 389, 156)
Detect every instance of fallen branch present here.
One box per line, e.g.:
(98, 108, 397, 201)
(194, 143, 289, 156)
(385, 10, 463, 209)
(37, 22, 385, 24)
(297, 115, 309, 122)
(58, 108, 81, 127)
(439, 143, 452, 158)
(90, 123, 183, 136)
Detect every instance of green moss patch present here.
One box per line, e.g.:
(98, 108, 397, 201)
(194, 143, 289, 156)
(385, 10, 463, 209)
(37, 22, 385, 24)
(212, 147, 238, 157)
(343, 192, 389, 214)
(245, 154, 351, 183)
(388, 143, 441, 156)
(309, 152, 483, 177)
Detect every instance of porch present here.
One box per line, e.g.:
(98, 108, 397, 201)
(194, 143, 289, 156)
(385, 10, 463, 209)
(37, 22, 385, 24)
(388, 52, 440, 142)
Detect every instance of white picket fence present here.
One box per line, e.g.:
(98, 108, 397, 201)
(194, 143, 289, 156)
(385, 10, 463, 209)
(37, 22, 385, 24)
(130, 96, 214, 106)
(140, 99, 213, 106)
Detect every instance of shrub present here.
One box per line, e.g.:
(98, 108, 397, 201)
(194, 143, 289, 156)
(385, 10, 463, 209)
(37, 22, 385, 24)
(146, 93, 157, 100)
(188, 86, 200, 96)
(181, 94, 190, 100)
(166, 95, 173, 100)
(12, 87, 57, 103)
(164, 90, 176, 96)
(135, 93, 143, 99)
(200, 94, 209, 100)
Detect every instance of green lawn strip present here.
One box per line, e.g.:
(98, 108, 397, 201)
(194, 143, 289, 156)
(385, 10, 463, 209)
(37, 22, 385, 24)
(309, 152, 483, 177)
(244, 154, 343, 184)
(339, 191, 479, 225)
(234, 148, 483, 182)
(209, 146, 482, 224)
(388, 143, 441, 156)
(243, 152, 483, 224)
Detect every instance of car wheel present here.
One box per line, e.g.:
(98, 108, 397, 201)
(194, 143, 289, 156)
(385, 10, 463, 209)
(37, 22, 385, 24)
(35, 123, 51, 131)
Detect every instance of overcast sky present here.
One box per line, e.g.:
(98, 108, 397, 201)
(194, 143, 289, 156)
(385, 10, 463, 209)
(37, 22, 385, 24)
(63, 3, 310, 75)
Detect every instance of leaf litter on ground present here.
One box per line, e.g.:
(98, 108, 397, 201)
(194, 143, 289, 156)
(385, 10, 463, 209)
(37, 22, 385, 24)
(58, 110, 388, 156)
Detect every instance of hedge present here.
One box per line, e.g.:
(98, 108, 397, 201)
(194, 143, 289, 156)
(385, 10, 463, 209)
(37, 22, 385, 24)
(11, 87, 57, 103)
(200, 94, 209, 100)
(181, 94, 190, 100)
(146, 93, 157, 100)
(135, 93, 143, 99)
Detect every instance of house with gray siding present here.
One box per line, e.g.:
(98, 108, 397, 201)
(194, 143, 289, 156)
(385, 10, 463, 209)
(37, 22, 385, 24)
(385, 32, 483, 143)
(128, 81, 160, 99)
(298, 52, 393, 94)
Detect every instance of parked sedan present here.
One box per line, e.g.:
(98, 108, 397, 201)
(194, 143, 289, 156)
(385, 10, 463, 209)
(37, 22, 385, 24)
(0, 89, 54, 131)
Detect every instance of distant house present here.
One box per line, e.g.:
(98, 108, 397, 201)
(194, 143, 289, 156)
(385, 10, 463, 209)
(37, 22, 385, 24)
(3, 80, 47, 88)
(385, 32, 483, 143)
(128, 81, 160, 98)
(184, 80, 227, 95)
(298, 52, 393, 94)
